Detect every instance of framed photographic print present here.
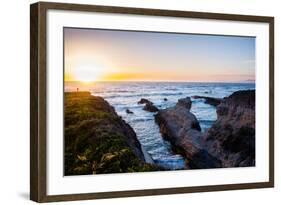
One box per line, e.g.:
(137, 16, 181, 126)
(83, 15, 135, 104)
(30, 1, 274, 202)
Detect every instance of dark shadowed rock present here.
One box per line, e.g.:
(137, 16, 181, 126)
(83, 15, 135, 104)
(143, 102, 159, 112)
(176, 97, 192, 110)
(203, 90, 255, 167)
(138, 98, 151, 104)
(192, 96, 222, 107)
(155, 99, 221, 169)
(164, 98, 168, 101)
(138, 98, 159, 112)
(126, 109, 134, 114)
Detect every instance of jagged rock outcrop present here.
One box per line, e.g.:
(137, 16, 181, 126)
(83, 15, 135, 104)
(126, 108, 134, 114)
(203, 90, 255, 167)
(177, 97, 192, 110)
(138, 98, 151, 104)
(155, 97, 221, 169)
(192, 96, 222, 107)
(138, 98, 159, 112)
(143, 102, 159, 112)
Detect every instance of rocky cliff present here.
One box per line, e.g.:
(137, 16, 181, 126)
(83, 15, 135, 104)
(203, 90, 255, 167)
(64, 92, 159, 175)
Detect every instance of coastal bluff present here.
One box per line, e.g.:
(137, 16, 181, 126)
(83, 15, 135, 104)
(64, 92, 158, 175)
(203, 90, 255, 167)
(155, 90, 255, 169)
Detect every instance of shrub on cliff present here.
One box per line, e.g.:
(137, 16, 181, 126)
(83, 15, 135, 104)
(64, 92, 159, 175)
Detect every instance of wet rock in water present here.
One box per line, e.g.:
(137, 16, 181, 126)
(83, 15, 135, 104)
(126, 109, 134, 114)
(155, 98, 221, 169)
(143, 102, 159, 112)
(164, 98, 168, 101)
(192, 96, 222, 107)
(138, 98, 159, 112)
(138, 98, 151, 104)
(203, 90, 255, 167)
(176, 97, 192, 110)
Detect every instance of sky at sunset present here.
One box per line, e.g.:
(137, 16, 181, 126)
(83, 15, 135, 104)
(64, 27, 255, 82)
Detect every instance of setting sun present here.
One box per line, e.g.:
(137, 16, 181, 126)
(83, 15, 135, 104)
(72, 64, 101, 82)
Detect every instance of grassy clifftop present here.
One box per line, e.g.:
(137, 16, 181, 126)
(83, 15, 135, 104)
(64, 92, 158, 175)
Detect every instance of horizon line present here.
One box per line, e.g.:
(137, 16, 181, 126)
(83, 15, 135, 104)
(65, 80, 255, 83)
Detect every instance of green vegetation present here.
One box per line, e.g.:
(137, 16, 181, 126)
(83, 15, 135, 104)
(64, 92, 159, 175)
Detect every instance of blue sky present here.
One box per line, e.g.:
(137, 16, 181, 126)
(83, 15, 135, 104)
(64, 28, 255, 82)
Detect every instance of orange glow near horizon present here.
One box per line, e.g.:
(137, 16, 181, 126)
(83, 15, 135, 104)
(65, 70, 254, 83)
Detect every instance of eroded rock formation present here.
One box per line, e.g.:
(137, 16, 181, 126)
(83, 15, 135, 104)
(155, 90, 255, 169)
(155, 97, 221, 169)
(138, 98, 159, 112)
(203, 90, 255, 167)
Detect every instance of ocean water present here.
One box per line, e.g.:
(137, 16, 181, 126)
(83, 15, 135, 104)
(65, 81, 255, 170)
